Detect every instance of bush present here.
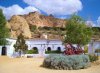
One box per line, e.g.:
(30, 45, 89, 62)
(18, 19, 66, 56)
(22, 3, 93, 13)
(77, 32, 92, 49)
(45, 50, 62, 54)
(88, 54, 99, 62)
(43, 54, 90, 70)
(26, 49, 38, 54)
(30, 25, 37, 32)
(95, 49, 100, 53)
(84, 46, 88, 53)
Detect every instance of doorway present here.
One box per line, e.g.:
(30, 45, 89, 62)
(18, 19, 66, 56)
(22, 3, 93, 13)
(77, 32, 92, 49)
(47, 47, 51, 51)
(2, 46, 7, 55)
(57, 47, 61, 51)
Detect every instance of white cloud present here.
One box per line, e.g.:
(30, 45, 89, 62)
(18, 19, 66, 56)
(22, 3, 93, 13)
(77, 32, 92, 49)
(23, 0, 83, 16)
(97, 16, 100, 27)
(86, 21, 94, 27)
(86, 16, 100, 27)
(0, 5, 39, 20)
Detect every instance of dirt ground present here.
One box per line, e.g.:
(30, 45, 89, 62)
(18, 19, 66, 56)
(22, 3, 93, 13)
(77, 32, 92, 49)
(0, 56, 100, 73)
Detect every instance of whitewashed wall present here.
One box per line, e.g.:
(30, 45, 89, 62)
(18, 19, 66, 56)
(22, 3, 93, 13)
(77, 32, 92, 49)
(0, 39, 65, 57)
(26, 39, 64, 57)
(0, 46, 2, 56)
(2, 38, 100, 57)
(26, 39, 64, 51)
(88, 41, 100, 54)
(5, 39, 16, 57)
(0, 45, 11, 56)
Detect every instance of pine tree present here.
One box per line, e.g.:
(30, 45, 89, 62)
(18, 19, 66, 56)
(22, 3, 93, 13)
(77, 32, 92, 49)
(0, 9, 9, 45)
(14, 33, 28, 54)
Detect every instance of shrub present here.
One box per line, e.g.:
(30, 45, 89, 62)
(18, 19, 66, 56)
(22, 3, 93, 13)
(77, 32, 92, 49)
(95, 49, 100, 53)
(26, 49, 38, 54)
(84, 46, 88, 53)
(45, 50, 62, 54)
(88, 54, 99, 62)
(43, 54, 90, 70)
(30, 25, 37, 32)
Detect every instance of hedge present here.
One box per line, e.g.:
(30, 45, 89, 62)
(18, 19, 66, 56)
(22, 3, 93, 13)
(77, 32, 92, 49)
(43, 54, 90, 70)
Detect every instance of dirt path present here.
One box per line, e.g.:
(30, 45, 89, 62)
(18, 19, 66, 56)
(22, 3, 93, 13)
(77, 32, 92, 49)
(0, 56, 100, 73)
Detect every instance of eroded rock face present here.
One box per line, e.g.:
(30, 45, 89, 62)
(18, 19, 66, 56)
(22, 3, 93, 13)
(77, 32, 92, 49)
(7, 12, 66, 39)
(6, 22, 11, 29)
(23, 11, 66, 27)
(8, 15, 32, 38)
(23, 12, 44, 27)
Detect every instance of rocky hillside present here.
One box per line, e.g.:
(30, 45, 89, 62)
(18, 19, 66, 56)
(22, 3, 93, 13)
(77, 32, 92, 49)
(7, 15, 32, 38)
(22, 12, 66, 27)
(7, 12, 66, 39)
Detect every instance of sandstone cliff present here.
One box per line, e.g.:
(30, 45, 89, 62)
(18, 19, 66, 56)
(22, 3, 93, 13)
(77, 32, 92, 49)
(8, 15, 32, 38)
(7, 12, 66, 39)
(23, 12, 66, 27)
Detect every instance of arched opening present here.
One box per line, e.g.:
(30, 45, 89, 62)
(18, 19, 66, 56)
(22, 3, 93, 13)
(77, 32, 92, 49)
(47, 47, 51, 51)
(2, 46, 7, 55)
(33, 47, 38, 50)
(32, 47, 38, 54)
(57, 47, 61, 52)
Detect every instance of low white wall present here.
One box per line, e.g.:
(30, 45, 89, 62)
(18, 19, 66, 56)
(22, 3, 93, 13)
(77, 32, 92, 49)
(6, 45, 14, 57)
(88, 41, 100, 54)
(0, 45, 13, 56)
(0, 46, 2, 56)
(25, 54, 46, 57)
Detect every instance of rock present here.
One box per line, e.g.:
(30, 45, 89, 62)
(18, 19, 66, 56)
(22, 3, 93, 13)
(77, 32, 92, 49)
(6, 22, 11, 29)
(7, 11, 66, 38)
(23, 11, 66, 27)
(8, 15, 32, 38)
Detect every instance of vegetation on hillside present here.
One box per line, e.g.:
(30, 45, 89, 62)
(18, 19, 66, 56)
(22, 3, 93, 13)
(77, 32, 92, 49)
(29, 25, 37, 32)
(92, 27, 100, 38)
(29, 23, 99, 40)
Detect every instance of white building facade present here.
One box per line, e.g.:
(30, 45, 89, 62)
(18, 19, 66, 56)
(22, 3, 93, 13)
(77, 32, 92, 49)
(0, 38, 65, 57)
(0, 38, 100, 57)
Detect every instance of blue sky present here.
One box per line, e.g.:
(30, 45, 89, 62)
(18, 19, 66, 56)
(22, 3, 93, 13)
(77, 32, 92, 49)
(79, 0, 100, 21)
(0, 0, 100, 27)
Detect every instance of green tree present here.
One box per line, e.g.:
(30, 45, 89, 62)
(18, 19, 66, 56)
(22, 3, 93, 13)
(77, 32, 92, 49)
(14, 33, 28, 54)
(64, 15, 93, 46)
(92, 27, 100, 38)
(30, 25, 37, 32)
(0, 9, 9, 45)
